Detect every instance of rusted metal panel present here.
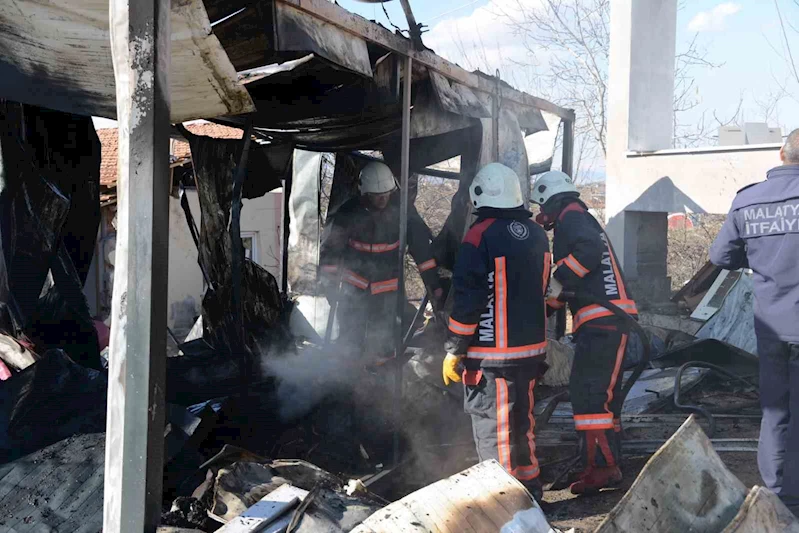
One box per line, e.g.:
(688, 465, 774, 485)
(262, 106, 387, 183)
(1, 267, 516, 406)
(0, 0, 254, 122)
(428, 71, 490, 119)
(274, 1, 372, 78)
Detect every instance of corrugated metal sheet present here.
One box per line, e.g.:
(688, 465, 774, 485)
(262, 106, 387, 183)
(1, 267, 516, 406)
(0, 0, 254, 121)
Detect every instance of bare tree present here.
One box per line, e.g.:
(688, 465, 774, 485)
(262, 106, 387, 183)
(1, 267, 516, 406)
(487, 0, 725, 156)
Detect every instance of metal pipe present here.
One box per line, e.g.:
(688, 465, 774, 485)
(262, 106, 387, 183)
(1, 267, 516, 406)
(393, 54, 413, 468)
(398, 0, 423, 50)
(673, 361, 758, 438)
(492, 70, 500, 162)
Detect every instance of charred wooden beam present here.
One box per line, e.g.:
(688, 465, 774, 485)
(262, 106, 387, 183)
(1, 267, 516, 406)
(104, 0, 171, 530)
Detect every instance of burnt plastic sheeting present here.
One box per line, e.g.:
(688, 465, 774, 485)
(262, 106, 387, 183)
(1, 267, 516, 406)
(188, 132, 282, 351)
(28, 244, 102, 369)
(287, 150, 323, 295)
(0, 349, 107, 464)
(0, 102, 101, 356)
(24, 107, 101, 286)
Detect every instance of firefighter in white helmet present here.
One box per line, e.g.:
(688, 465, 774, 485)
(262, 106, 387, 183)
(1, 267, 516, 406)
(533, 170, 638, 494)
(443, 162, 551, 502)
(319, 161, 443, 362)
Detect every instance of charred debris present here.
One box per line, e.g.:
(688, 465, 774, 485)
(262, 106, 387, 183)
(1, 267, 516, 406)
(0, 0, 771, 529)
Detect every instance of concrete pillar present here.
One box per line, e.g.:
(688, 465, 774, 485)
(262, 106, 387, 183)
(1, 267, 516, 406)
(606, 0, 677, 304)
(104, 0, 171, 530)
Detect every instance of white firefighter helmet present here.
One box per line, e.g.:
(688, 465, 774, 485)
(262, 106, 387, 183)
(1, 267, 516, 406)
(359, 162, 397, 194)
(469, 163, 524, 209)
(531, 170, 578, 205)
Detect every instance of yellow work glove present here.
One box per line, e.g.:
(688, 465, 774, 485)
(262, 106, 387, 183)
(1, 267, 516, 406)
(442, 353, 463, 386)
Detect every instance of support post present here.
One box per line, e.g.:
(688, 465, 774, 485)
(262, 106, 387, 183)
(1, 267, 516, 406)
(104, 0, 171, 531)
(562, 118, 574, 178)
(556, 117, 574, 339)
(281, 172, 293, 294)
(393, 54, 413, 468)
(492, 70, 500, 162)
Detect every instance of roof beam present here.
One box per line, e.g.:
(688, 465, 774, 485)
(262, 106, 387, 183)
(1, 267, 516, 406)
(274, 0, 574, 120)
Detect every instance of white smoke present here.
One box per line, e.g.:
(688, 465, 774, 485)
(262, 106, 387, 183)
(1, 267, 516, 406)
(261, 344, 362, 422)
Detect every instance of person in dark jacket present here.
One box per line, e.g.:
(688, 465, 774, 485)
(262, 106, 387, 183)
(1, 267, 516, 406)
(532, 170, 638, 494)
(710, 129, 799, 517)
(319, 161, 442, 361)
(443, 163, 551, 501)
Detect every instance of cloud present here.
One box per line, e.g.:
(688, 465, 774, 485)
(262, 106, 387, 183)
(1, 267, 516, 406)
(688, 2, 742, 32)
(423, 0, 544, 73)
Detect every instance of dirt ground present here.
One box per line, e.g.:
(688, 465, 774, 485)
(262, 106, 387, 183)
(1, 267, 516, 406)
(543, 377, 762, 532)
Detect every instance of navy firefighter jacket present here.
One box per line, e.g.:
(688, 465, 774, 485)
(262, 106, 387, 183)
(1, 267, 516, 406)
(319, 197, 440, 297)
(548, 199, 638, 331)
(710, 164, 799, 343)
(447, 208, 551, 367)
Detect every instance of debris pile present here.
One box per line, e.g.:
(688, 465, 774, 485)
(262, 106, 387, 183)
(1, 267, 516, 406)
(596, 416, 797, 533)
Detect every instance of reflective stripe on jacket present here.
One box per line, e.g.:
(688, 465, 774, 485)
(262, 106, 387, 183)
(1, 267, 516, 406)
(318, 197, 440, 295)
(447, 208, 550, 367)
(550, 200, 637, 331)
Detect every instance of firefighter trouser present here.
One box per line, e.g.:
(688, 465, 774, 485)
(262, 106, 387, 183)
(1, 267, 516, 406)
(335, 287, 396, 357)
(758, 336, 799, 517)
(462, 364, 541, 489)
(571, 325, 628, 468)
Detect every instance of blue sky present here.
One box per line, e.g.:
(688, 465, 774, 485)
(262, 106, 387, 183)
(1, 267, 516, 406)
(339, 0, 799, 141)
(96, 0, 799, 144)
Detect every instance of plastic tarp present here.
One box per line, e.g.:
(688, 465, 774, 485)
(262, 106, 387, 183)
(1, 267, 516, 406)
(287, 150, 324, 295)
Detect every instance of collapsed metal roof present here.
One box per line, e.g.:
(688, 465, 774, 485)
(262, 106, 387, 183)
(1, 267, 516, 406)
(0, 0, 255, 122)
(0, 0, 571, 158)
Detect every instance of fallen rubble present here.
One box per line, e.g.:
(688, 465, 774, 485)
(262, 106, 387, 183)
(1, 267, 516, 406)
(596, 416, 796, 533)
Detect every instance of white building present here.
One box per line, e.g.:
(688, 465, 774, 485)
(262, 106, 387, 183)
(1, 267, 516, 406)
(606, 0, 782, 303)
(88, 124, 284, 335)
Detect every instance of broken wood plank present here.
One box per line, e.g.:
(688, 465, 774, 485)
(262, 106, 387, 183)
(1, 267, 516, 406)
(596, 416, 747, 533)
(721, 486, 799, 533)
(351, 460, 553, 533)
(216, 484, 308, 533)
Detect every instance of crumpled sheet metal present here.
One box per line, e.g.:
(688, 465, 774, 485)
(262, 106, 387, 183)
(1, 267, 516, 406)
(696, 273, 757, 356)
(596, 416, 747, 533)
(0, 0, 254, 121)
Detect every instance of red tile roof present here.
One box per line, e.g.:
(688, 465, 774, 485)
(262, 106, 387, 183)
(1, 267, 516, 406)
(97, 122, 244, 189)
